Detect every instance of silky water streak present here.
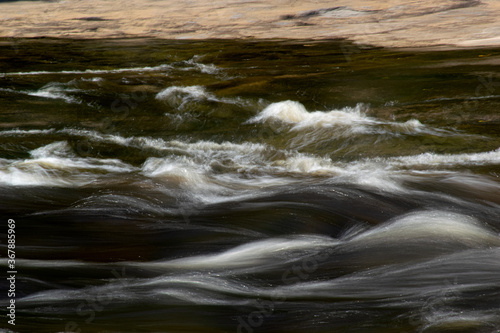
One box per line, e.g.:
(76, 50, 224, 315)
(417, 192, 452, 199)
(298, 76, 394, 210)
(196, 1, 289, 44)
(0, 39, 499, 332)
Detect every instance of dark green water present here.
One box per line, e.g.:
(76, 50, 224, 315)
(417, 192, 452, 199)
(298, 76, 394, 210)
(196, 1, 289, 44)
(0, 39, 499, 332)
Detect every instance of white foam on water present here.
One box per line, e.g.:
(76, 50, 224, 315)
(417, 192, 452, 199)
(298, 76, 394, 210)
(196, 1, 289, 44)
(0, 128, 56, 136)
(266, 152, 404, 191)
(3, 58, 220, 77)
(0, 141, 136, 187)
(59, 128, 133, 146)
(246, 100, 427, 137)
(387, 148, 500, 167)
(156, 85, 246, 111)
(142, 156, 212, 189)
(0, 161, 70, 187)
(156, 85, 208, 101)
(165, 140, 270, 163)
(138, 143, 500, 196)
(131, 136, 398, 192)
(2, 80, 84, 104)
(329, 148, 500, 190)
(53, 130, 273, 175)
(3, 64, 173, 76)
(274, 155, 343, 176)
(248, 100, 310, 123)
(80, 77, 104, 82)
(337, 162, 403, 191)
(135, 137, 342, 189)
(31, 81, 83, 103)
(30, 141, 75, 159)
(25, 156, 134, 174)
(139, 140, 279, 201)
(156, 85, 214, 111)
(3, 126, 499, 193)
(28, 91, 77, 104)
(182, 56, 219, 74)
(2, 84, 80, 104)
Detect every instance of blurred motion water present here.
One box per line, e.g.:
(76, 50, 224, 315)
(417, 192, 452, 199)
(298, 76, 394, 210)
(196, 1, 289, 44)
(0, 39, 499, 332)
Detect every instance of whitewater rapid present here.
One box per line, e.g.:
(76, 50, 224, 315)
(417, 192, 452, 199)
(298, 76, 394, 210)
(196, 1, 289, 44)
(1, 40, 500, 333)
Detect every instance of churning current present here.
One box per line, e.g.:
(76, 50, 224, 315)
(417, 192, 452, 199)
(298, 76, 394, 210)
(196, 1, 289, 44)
(0, 39, 499, 333)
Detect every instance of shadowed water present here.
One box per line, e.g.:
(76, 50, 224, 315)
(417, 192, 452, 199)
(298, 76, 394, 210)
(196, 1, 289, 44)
(0, 39, 499, 332)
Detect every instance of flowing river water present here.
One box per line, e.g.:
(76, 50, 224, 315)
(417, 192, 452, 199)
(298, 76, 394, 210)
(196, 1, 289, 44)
(1, 39, 500, 332)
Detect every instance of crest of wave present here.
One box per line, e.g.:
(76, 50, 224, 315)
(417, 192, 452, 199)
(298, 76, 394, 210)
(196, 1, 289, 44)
(246, 100, 426, 148)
